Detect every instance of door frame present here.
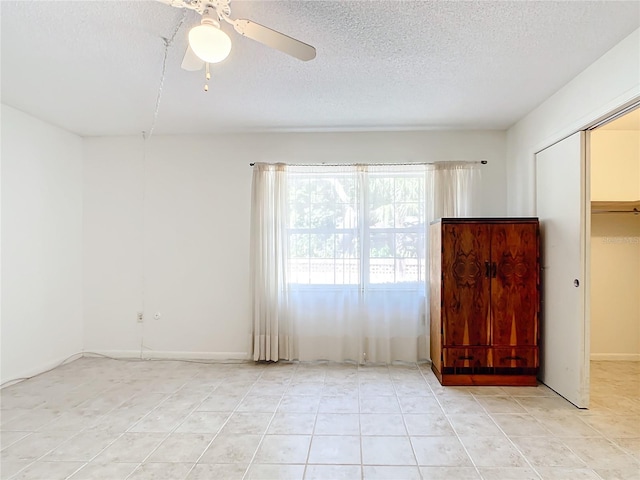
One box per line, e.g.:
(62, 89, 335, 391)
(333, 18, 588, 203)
(533, 97, 640, 406)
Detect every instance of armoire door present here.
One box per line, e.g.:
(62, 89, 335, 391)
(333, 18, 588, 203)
(441, 222, 490, 347)
(535, 131, 590, 408)
(490, 222, 539, 347)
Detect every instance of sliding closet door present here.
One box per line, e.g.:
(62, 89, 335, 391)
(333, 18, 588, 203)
(535, 131, 590, 408)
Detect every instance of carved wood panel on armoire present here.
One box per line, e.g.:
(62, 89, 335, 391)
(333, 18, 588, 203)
(430, 218, 540, 386)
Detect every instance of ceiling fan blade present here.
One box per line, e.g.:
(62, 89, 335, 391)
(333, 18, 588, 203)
(181, 45, 204, 71)
(232, 19, 316, 61)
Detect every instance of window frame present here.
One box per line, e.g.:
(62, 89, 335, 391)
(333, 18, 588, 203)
(285, 168, 427, 290)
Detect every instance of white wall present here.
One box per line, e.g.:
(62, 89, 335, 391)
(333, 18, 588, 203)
(83, 130, 506, 358)
(82, 137, 145, 357)
(590, 215, 640, 359)
(506, 28, 640, 215)
(590, 130, 640, 201)
(1, 105, 83, 384)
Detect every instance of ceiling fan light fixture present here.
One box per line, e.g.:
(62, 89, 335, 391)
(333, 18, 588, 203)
(188, 14, 232, 64)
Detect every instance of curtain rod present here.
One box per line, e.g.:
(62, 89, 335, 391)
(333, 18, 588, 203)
(249, 160, 487, 166)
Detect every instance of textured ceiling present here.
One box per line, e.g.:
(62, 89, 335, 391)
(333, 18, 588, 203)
(1, 1, 639, 136)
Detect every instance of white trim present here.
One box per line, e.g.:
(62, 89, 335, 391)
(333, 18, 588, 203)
(590, 353, 640, 362)
(83, 350, 144, 359)
(83, 350, 251, 361)
(587, 100, 640, 130)
(532, 90, 640, 156)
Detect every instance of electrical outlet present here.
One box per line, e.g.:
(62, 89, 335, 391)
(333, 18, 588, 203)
(154, 312, 161, 320)
(136, 311, 144, 323)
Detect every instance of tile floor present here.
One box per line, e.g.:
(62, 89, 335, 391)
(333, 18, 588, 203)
(0, 358, 638, 480)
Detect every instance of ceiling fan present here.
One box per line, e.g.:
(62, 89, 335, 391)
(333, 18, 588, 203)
(157, 0, 316, 71)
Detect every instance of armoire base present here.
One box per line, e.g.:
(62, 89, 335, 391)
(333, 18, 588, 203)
(432, 364, 538, 387)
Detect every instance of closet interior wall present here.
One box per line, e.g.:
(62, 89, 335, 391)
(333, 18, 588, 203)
(590, 123, 640, 361)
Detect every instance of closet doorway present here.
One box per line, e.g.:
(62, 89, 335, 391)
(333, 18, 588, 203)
(535, 103, 639, 409)
(589, 108, 640, 408)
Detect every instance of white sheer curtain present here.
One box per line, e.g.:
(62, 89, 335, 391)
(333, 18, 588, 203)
(250, 163, 292, 361)
(424, 163, 482, 348)
(427, 163, 482, 218)
(250, 162, 480, 363)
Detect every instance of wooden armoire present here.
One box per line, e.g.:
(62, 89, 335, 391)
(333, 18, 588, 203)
(429, 218, 540, 386)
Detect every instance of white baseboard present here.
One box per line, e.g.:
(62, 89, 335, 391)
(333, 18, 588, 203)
(1, 352, 84, 389)
(590, 353, 640, 362)
(83, 350, 251, 362)
(82, 350, 143, 360)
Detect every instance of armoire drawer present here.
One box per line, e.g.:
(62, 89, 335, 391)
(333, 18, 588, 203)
(492, 347, 538, 374)
(442, 348, 490, 374)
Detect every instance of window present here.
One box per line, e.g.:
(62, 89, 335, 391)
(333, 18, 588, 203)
(250, 161, 480, 362)
(286, 165, 426, 288)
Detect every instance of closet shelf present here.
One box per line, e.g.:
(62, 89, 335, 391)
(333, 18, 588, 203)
(591, 200, 640, 214)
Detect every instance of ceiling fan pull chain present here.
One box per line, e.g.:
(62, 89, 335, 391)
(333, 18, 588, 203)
(204, 62, 211, 92)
